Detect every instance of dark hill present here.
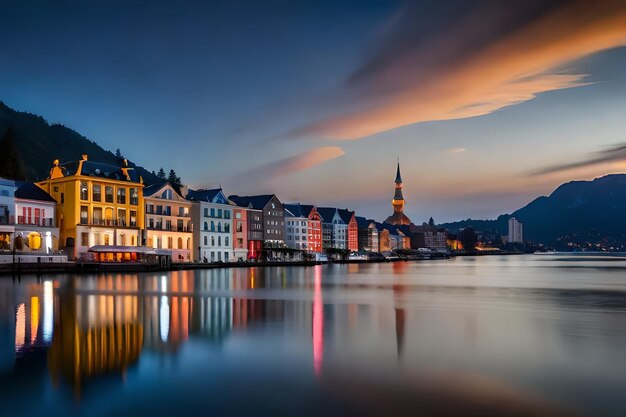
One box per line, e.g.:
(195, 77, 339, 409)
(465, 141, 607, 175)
(440, 174, 626, 245)
(0, 101, 159, 184)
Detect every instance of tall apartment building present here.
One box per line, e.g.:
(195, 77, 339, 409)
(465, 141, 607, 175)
(508, 217, 523, 243)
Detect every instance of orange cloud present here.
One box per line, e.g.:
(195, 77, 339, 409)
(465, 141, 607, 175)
(226, 146, 345, 189)
(296, 0, 626, 140)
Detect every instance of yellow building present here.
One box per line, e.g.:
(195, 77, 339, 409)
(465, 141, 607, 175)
(36, 155, 145, 259)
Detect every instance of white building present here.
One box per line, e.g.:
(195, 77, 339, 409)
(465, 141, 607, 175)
(284, 204, 309, 250)
(317, 207, 347, 250)
(508, 217, 523, 243)
(0, 179, 59, 253)
(188, 189, 234, 262)
(144, 182, 193, 262)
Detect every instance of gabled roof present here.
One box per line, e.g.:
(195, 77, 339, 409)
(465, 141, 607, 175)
(228, 194, 277, 210)
(15, 183, 56, 202)
(144, 181, 188, 201)
(316, 207, 339, 223)
(356, 216, 376, 228)
(187, 188, 229, 204)
(284, 203, 303, 218)
(337, 209, 355, 224)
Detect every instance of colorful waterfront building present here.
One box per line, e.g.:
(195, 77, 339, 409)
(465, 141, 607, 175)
(284, 204, 310, 251)
(36, 155, 144, 259)
(356, 217, 379, 252)
(229, 194, 285, 260)
(232, 206, 249, 262)
(338, 209, 359, 252)
(317, 207, 347, 250)
(187, 188, 233, 262)
(144, 182, 193, 262)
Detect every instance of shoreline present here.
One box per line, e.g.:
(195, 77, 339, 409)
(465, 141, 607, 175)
(0, 251, 535, 276)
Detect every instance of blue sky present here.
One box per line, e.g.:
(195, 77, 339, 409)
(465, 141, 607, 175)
(2, 0, 626, 222)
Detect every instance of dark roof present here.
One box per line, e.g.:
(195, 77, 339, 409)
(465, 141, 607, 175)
(316, 207, 338, 223)
(356, 216, 376, 228)
(284, 203, 304, 217)
(337, 209, 355, 224)
(62, 160, 142, 182)
(15, 183, 56, 202)
(395, 161, 402, 184)
(187, 188, 225, 203)
(299, 204, 315, 217)
(143, 182, 167, 197)
(228, 194, 276, 210)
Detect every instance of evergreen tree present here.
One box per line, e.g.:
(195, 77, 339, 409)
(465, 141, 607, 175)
(115, 148, 122, 158)
(168, 169, 182, 186)
(428, 217, 435, 227)
(157, 167, 166, 180)
(0, 127, 27, 180)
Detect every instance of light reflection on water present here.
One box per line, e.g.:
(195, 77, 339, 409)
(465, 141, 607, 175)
(0, 255, 625, 416)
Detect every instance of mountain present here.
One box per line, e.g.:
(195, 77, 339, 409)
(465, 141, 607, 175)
(440, 174, 626, 245)
(0, 101, 160, 184)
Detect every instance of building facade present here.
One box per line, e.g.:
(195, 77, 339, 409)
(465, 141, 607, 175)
(14, 183, 59, 253)
(188, 189, 233, 262)
(338, 209, 359, 252)
(317, 208, 347, 250)
(229, 195, 285, 257)
(144, 182, 193, 262)
(36, 156, 145, 259)
(356, 217, 379, 252)
(232, 207, 249, 262)
(508, 217, 523, 243)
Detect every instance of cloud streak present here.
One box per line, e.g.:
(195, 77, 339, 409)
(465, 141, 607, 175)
(226, 146, 345, 188)
(293, 0, 626, 140)
(530, 143, 626, 176)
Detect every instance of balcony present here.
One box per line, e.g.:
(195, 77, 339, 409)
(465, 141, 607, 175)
(147, 225, 193, 232)
(17, 216, 55, 227)
(79, 218, 138, 228)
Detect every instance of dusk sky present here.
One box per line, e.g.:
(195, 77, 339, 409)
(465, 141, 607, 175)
(2, 0, 626, 222)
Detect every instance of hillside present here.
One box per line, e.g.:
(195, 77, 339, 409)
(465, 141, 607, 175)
(0, 101, 159, 183)
(441, 174, 626, 245)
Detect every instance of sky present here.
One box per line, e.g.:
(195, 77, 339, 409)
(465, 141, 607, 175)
(2, 0, 626, 223)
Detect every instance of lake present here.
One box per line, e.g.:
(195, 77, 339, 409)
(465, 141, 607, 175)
(1, 254, 625, 416)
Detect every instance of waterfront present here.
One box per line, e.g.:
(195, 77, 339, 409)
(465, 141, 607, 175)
(0, 255, 625, 416)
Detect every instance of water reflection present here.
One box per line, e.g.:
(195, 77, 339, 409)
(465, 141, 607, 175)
(0, 257, 625, 416)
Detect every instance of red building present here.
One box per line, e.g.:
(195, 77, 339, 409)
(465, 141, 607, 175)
(303, 205, 323, 253)
(338, 209, 359, 252)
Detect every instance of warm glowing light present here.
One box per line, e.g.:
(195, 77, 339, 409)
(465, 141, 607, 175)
(30, 297, 39, 343)
(15, 304, 25, 350)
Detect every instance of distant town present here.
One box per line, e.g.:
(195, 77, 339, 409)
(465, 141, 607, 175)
(0, 154, 538, 270)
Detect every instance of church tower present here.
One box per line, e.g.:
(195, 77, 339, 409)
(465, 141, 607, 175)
(385, 160, 412, 225)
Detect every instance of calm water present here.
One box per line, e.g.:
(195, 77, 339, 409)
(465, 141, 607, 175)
(1, 255, 625, 416)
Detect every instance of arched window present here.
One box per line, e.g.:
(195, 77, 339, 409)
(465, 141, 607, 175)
(217, 222, 222, 232)
(218, 236, 221, 246)
(211, 221, 215, 231)
(211, 236, 215, 246)
(177, 237, 183, 249)
(186, 237, 191, 250)
(225, 237, 229, 246)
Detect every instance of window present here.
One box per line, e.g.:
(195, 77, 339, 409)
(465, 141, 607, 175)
(236, 222, 242, 232)
(211, 236, 215, 246)
(235, 212, 241, 219)
(217, 209, 222, 218)
(93, 184, 101, 202)
(224, 210, 231, 219)
(81, 232, 89, 247)
(117, 187, 126, 204)
(80, 182, 89, 200)
(130, 188, 139, 205)
(118, 209, 126, 226)
(211, 221, 215, 232)
(204, 222, 208, 231)
(80, 206, 88, 224)
(217, 222, 222, 232)
(204, 207, 209, 217)
(168, 237, 173, 248)
(149, 218, 154, 228)
(165, 220, 172, 230)
(161, 189, 173, 200)
(225, 237, 229, 246)
(105, 186, 114, 203)
(237, 238, 243, 248)
(218, 236, 221, 246)
(210, 208, 215, 217)
(204, 236, 208, 245)
(93, 207, 103, 225)
(130, 211, 137, 227)
(225, 223, 230, 233)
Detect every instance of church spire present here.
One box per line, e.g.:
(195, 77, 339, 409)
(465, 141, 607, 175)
(395, 158, 402, 184)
